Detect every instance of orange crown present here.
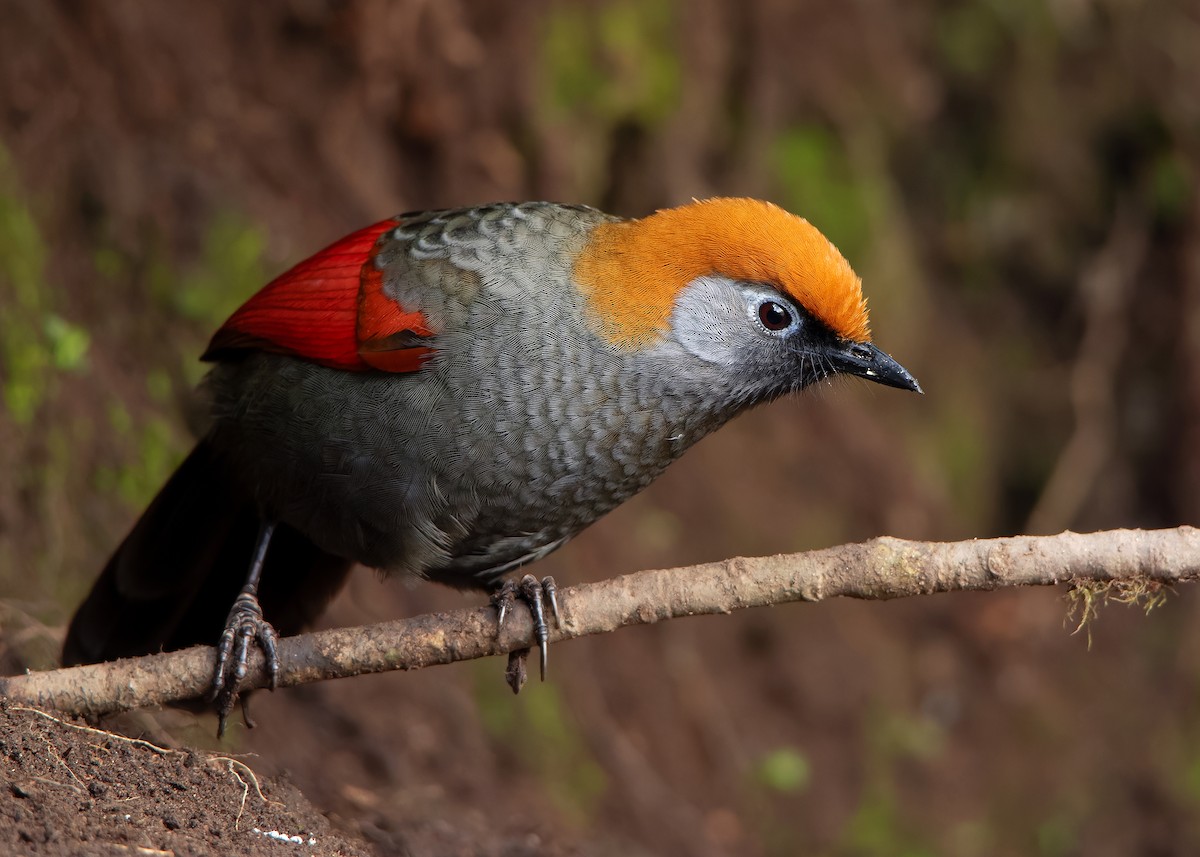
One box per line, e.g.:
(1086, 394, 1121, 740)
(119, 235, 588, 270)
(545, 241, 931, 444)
(574, 197, 870, 347)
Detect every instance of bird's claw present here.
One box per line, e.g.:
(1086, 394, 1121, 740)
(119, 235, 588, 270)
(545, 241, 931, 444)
(208, 585, 280, 737)
(491, 574, 561, 692)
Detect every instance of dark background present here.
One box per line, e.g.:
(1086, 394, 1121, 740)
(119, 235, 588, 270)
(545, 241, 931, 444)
(2, 2, 1199, 854)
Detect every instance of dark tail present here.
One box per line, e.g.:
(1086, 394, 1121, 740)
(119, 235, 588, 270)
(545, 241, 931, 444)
(63, 438, 353, 667)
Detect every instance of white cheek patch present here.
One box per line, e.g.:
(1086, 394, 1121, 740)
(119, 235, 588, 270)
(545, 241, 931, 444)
(668, 276, 751, 366)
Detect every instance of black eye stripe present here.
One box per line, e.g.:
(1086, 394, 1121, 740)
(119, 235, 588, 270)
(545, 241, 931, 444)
(758, 300, 793, 332)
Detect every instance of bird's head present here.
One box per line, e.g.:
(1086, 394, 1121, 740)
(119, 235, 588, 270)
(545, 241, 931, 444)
(573, 197, 921, 399)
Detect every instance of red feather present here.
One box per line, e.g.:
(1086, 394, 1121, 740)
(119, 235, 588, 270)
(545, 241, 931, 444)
(356, 263, 434, 373)
(203, 218, 435, 373)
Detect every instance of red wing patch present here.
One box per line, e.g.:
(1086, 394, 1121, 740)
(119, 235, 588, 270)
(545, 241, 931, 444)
(203, 218, 435, 373)
(356, 263, 434, 373)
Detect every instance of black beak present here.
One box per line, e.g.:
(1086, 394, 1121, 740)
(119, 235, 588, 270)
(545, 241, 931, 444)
(826, 340, 922, 393)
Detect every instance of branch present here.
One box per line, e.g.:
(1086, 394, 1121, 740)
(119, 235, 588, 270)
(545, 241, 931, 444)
(4, 527, 1198, 719)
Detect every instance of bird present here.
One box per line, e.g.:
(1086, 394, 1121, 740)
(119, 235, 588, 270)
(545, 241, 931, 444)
(62, 197, 921, 732)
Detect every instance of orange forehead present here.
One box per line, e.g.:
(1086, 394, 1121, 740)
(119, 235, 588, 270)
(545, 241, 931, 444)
(573, 197, 870, 346)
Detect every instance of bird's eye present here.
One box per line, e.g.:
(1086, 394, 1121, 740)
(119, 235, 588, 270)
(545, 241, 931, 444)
(758, 300, 793, 332)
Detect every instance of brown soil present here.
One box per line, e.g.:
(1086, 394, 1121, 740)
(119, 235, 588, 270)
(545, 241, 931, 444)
(0, 691, 605, 857)
(0, 701, 374, 857)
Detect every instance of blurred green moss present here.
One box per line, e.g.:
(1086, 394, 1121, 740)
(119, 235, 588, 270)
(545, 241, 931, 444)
(471, 662, 606, 825)
(175, 212, 268, 328)
(0, 146, 89, 425)
(936, 5, 1007, 81)
(93, 410, 181, 509)
(44, 314, 91, 372)
(1149, 150, 1193, 224)
(541, 0, 680, 127)
(538, 0, 681, 196)
(1035, 814, 1077, 857)
(772, 125, 873, 264)
(755, 746, 811, 794)
(835, 706, 945, 857)
(79, 208, 267, 513)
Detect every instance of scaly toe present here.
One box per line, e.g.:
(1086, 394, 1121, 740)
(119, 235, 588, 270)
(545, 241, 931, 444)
(492, 574, 563, 687)
(208, 586, 280, 734)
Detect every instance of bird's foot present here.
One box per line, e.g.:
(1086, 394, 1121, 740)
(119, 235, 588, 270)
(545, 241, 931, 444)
(208, 585, 280, 737)
(491, 574, 560, 693)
